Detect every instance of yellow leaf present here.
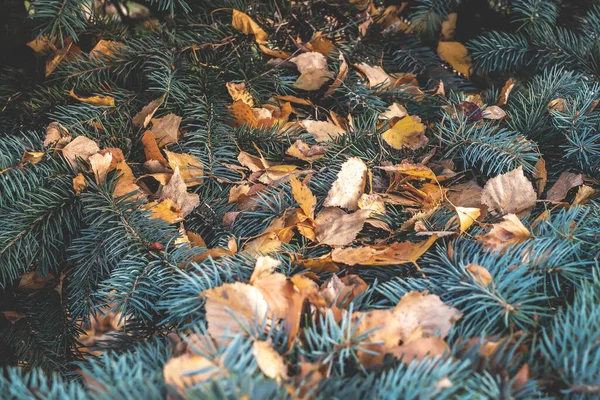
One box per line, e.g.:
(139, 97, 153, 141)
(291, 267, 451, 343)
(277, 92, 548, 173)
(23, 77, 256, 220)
(258, 44, 290, 59)
(331, 235, 437, 266)
(325, 52, 349, 97)
(89, 40, 122, 58)
(164, 151, 204, 187)
(465, 264, 493, 287)
(89, 152, 112, 184)
(572, 185, 597, 206)
(379, 103, 408, 121)
(381, 115, 428, 150)
(27, 35, 54, 54)
(20, 151, 44, 165)
(69, 89, 115, 107)
(45, 38, 81, 77)
(377, 162, 438, 181)
(479, 214, 530, 251)
(324, 157, 368, 211)
(455, 206, 481, 233)
(252, 340, 288, 381)
(146, 199, 183, 224)
(226, 82, 254, 107)
(232, 9, 268, 44)
(437, 41, 471, 77)
(290, 175, 316, 220)
(72, 173, 87, 194)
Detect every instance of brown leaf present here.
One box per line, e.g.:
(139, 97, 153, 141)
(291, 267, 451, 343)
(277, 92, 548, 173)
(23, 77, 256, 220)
(497, 79, 515, 106)
(290, 174, 316, 219)
(572, 185, 597, 206)
(293, 68, 333, 91)
(441, 13, 458, 40)
(45, 38, 81, 77)
(290, 52, 327, 73)
(392, 337, 449, 364)
(324, 157, 368, 211)
(250, 255, 281, 284)
(482, 105, 506, 120)
(226, 82, 254, 107)
(381, 115, 428, 150)
(27, 35, 54, 54)
(73, 173, 87, 194)
(300, 120, 346, 142)
(89, 152, 112, 184)
(481, 166, 537, 216)
(141, 130, 168, 165)
(150, 114, 182, 147)
(3, 311, 25, 324)
(19, 272, 55, 290)
(44, 122, 70, 148)
(158, 167, 200, 217)
(133, 95, 165, 128)
(325, 52, 349, 97)
(319, 274, 367, 308)
(252, 340, 288, 381)
(61, 136, 100, 169)
(164, 151, 204, 187)
(379, 103, 408, 121)
(446, 180, 484, 208)
(465, 264, 493, 286)
(69, 89, 115, 107)
(532, 158, 547, 195)
(163, 352, 221, 392)
(479, 214, 530, 251)
(286, 140, 326, 162)
(330, 236, 437, 266)
(203, 282, 269, 345)
(315, 208, 371, 246)
(354, 63, 393, 89)
(89, 40, 122, 59)
(547, 172, 583, 202)
(232, 9, 268, 44)
(511, 364, 530, 390)
(437, 41, 471, 77)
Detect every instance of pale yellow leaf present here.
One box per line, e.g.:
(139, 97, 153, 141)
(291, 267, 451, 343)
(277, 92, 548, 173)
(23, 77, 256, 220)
(324, 157, 368, 211)
(232, 9, 268, 44)
(481, 166, 537, 216)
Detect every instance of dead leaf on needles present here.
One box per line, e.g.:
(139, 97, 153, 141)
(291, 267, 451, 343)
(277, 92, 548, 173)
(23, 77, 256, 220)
(141, 130, 168, 166)
(72, 173, 87, 194)
(89, 40, 122, 58)
(482, 105, 506, 120)
(89, 152, 112, 184)
(226, 82, 254, 107)
(354, 62, 393, 89)
(163, 352, 221, 392)
(325, 52, 349, 96)
(465, 264, 493, 286)
(158, 167, 200, 217)
(146, 199, 183, 224)
(381, 115, 428, 150)
(455, 206, 481, 233)
(532, 158, 547, 195)
(164, 151, 204, 187)
(291, 52, 332, 91)
(319, 274, 367, 308)
(379, 103, 408, 121)
(300, 120, 346, 142)
(330, 235, 437, 266)
(253, 340, 288, 381)
(290, 174, 316, 219)
(315, 208, 371, 246)
(286, 140, 326, 162)
(572, 185, 596, 206)
(69, 89, 115, 107)
(44, 122, 70, 148)
(61, 136, 100, 169)
(546, 172, 583, 202)
(324, 157, 368, 211)
(479, 213, 530, 251)
(437, 41, 471, 77)
(46, 38, 81, 77)
(481, 167, 537, 216)
(250, 255, 281, 284)
(150, 114, 181, 147)
(133, 95, 165, 128)
(232, 9, 268, 44)
(392, 337, 449, 364)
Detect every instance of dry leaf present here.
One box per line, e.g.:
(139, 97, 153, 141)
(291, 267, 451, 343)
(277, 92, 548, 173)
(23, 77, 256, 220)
(232, 9, 268, 44)
(69, 89, 115, 107)
(497, 79, 515, 106)
(572, 185, 596, 206)
(381, 115, 428, 150)
(19, 272, 56, 290)
(44, 122, 70, 148)
(89, 152, 112, 184)
(325, 52, 349, 96)
(465, 264, 493, 286)
(455, 207, 481, 233)
(133, 95, 165, 128)
(377, 162, 438, 181)
(252, 340, 287, 381)
(61, 136, 100, 169)
(146, 199, 183, 224)
(330, 236, 437, 266)
(392, 337, 449, 364)
(481, 167, 537, 216)
(379, 103, 408, 121)
(45, 38, 81, 77)
(89, 40, 122, 58)
(548, 98, 565, 112)
(3, 311, 25, 325)
(437, 41, 471, 77)
(290, 175, 316, 219)
(547, 172, 583, 202)
(479, 214, 530, 251)
(158, 167, 200, 217)
(290, 52, 327, 73)
(250, 255, 281, 284)
(150, 114, 181, 147)
(532, 158, 547, 195)
(300, 120, 346, 142)
(354, 63, 394, 89)
(315, 208, 371, 246)
(319, 274, 367, 308)
(141, 130, 168, 165)
(163, 352, 220, 392)
(203, 282, 269, 345)
(226, 82, 254, 107)
(27, 35, 54, 54)
(164, 151, 204, 187)
(441, 13, 458, 40)
(286, 140, 326, 162)
(482, 105, 506, 120)
(357, 193, 386, 213)
(324, 157, 368, 211)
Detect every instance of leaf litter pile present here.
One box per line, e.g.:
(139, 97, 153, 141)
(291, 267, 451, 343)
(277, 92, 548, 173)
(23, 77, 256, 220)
(2, 1, 600, 399)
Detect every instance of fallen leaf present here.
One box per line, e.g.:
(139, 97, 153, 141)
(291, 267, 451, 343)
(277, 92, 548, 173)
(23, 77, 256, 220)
(465, 264, 493, 286)
(547, 172, 583, 202)
(89, 40, 122, 58)
(548, 98, 565, 112)
(324, 157, 368, 211)
(315, 208, 371, 246)
(319, 274, 367, 308)
(325, 52, 349, 96)
(286, 140, 326, 162)
(381, 115, 428, 150)
(27, 35, 54, 54)
(354, 63, 393, 89)
(300, 120, 346, 142)
(441, 13, 458, 40)
(3, 311, 25, 324)
(379, 103, 408, 121)
(44, 122, 70, 148)
(89, 152, 112, 184)
(437, 41, 471, 77)
(377, 162, 438, 181)
(481, 166, 537, 216)
(392, 337, 449, 364)
(357, 193, 386, 213)
(290, 52, 327, 73)
(250, 255, 281, 284)
(511, 364, 530, 391)
(497, 79, 515, 106)
(479, 214, 530, 251)
(150, 114, 182, 147)
(203, 282, 269, 345)
(482, 105, 506, 120)
(18, 272, 56, 289)
(146, 199, 183, 224)
(19, 151, 44, 166)
(133, 95, 165, 128)
(290, 174, 316, 219)
(158, 167, 200, 217)
(232, 9, 268, 44)
(45, 38, 81, 77)
(226, 82, 254, 107)
(69, 89, 115, 107)
(164, 151, 204, 187)
(455, 206, 481, 233)
(252, 340, 287, 381)
(163, 352, 220, 392)
(141, 130, 168, 165)
(330, 236, 437, 266)
(61, 136, 100, 169)
(532, 158, 547, 195)
(294, 68, 333, 91)
(572, 185, 596, 206)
